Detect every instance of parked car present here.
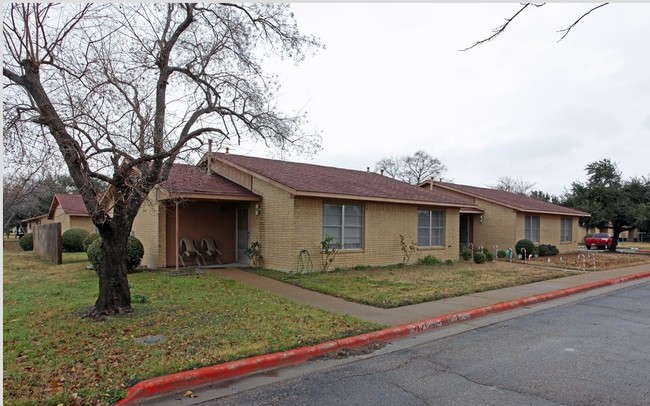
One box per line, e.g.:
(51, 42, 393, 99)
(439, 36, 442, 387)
(584, 233, 614, 249)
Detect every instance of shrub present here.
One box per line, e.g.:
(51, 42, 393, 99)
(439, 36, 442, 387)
(485, 251, 495, 262)
(497, 250, 507, 258)
(87, 238, 102, 268)
(87, 235, 145, 273)
(62, 228, 90, 252)
(461, 248, 473, 261)
(418, 254, 441, 265)
(127, 236, 144, 271)
(83, 233, 100, 252)
(444, 259, 454, 266)
(537, 244, 559, 257)
(473, 252, 487, 264)
(19, 233, 33, 251)
(515, 239, 536, 259)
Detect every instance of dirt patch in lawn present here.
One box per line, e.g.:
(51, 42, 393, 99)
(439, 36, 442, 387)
(522, 251, 650, 271)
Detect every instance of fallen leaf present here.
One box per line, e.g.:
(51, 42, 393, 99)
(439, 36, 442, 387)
(184, 390, 198, 398)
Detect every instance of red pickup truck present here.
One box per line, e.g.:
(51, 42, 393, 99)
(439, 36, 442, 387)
(584, 233, 614, 250)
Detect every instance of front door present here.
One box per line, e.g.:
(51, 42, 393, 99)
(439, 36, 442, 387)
(236, 207, 249, 264)
(459, 214, 472, 253)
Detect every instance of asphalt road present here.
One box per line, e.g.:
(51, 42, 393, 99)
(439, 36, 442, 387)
(199, 281, 650, 406)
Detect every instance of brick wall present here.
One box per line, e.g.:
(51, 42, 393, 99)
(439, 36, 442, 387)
(472, 199, 518, 252)
(132, 189, 163, 268)
(250, 178, 296, 271)
(261, 192, 459, 272)
(515, 212, 580, 253)
(69, 216, 95, 233)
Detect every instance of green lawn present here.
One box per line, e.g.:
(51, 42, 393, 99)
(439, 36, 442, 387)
(252, 261, 577, 308)
(3, 242, 381, 405)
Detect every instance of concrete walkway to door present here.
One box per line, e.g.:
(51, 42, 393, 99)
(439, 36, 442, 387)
(205, 264, 650, 327)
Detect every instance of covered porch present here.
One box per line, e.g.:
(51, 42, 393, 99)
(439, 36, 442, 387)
(162, 196, 260, 270)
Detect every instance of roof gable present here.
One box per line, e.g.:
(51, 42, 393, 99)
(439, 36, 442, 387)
(424, 181, 590, 217)
(210, 153, 475, 207)
(48, 193, 89, 218)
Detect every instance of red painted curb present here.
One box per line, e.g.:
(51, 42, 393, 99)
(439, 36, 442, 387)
(118, 270, 650, 405)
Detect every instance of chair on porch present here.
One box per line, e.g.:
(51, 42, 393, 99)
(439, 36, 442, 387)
(179, 237, 205, 267)
(201, 237, 223, 265)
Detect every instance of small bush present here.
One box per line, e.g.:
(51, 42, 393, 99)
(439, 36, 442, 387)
(352, 265, 371, 271)
(86, 235, 145, 273)
(87, 238, 102, 268)
(127, 236, 144, 271)
(83, 233, 100, 252)
(473, 252, 487, 264)
(485, 251, 495, 262)
(62, 228, 90, 252)
(461, 249, 473, 261)
(418, 254, 442, 265)
(515, 239, 536, 259)
(19, 233, 33, 251)
(537, 244, 559, 257)
(497, 250, 507, 258)
(444, 259, 454, 266)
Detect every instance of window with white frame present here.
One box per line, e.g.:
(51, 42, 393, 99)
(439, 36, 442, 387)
(560, 217, 572, 242)
(525, 215, 540, 243)
(323, 203, 363, 249)
(418, 210, 445, 247)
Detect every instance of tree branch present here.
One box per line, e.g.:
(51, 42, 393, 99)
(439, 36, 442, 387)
(557, 3, 608, 42)
(460, 3, 545, 51)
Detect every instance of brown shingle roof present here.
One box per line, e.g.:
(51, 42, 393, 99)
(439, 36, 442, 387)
(428, 181, 590, 217)
(49, 193, 89, 218)
(161, 163, 260, 199)
(210, 153, 475, 207)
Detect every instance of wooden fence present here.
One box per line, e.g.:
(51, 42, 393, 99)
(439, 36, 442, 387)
(34, 223, 62, 264)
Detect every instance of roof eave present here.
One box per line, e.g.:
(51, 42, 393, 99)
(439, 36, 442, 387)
(294, 191, 472, 208)
(163, 192, 262, 202)
(519, 209, 591, 217)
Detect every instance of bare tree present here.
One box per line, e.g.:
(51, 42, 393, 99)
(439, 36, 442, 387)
(461, 3, 609, 51)
(374, 150, 447, 185)
(489, 176, 536, 195)
(374, 157, 402, 179)
(3, 3, 320, 317)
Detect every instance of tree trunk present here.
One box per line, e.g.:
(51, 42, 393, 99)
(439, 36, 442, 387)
(86, 226, 133, 317)
(610, 224, 621, 253)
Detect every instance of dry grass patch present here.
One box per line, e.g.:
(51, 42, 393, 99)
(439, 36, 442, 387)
(3, 241, 381, 405)
(526, 251, 650, 270)
(252, 261, 576, 308)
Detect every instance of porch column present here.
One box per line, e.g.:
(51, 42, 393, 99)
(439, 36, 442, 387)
(175, 201, 179, 272)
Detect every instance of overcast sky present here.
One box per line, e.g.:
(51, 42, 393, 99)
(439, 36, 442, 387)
(224, 3, 649, 196)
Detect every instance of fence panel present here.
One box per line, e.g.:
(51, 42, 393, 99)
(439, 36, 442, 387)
(34, 223, 62, 264)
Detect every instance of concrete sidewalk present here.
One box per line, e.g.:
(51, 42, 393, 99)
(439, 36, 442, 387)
(206, 263, 650, 327)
